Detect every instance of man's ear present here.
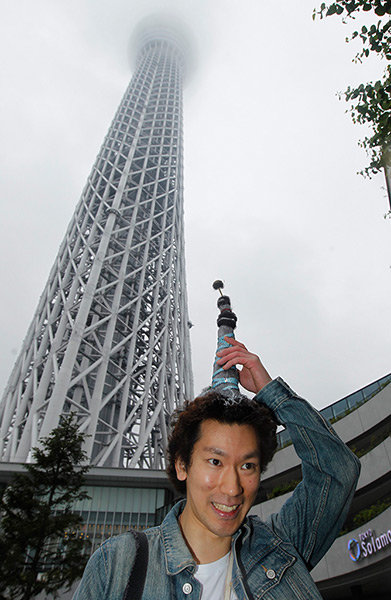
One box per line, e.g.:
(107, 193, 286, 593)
(175, 458, 187, 481)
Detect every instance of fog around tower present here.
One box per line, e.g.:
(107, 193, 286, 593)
(129, 11, 199, 82)
(0, 0, 390, 409)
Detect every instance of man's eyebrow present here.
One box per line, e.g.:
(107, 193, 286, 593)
(202, 446, 227, 456)
(202, 447, 260, 460)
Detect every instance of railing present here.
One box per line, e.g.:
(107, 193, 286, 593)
(276, 373, 391, 449)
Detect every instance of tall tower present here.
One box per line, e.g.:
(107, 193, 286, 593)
(0, 16, 194, 470)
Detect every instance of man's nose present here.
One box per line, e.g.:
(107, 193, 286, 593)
(220, 467, 243, 497)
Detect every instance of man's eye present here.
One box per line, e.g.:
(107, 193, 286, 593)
(242, 462, 256, 470)
(208, 458, 221, 466)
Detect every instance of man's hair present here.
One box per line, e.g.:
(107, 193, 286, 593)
(166, 390, 277, 496)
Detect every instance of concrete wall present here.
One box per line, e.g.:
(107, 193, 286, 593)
(251, 436, 391, 521)
(261, 383, 390, 482)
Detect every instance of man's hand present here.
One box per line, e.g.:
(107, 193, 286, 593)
(216, 337, 272, 394)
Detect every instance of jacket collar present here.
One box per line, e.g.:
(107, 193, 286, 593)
(161, 500, 197, 575)
(161, 500, 252, 575)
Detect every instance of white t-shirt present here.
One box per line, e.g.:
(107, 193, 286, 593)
(195, 552, 237, 600)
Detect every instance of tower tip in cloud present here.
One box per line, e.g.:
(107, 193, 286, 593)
(129, 12, 198, 82)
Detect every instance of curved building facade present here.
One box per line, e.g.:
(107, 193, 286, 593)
(251, 374, 391, 600)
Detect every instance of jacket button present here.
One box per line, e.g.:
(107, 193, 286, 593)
(182, 583, 193, 594)
(266, 569, 276, 580)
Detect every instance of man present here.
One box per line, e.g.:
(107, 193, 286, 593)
(73, 338, 360, 599)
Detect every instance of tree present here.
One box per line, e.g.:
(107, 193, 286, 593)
(0, 414, 90, 600)
(313, 1, 391, 212)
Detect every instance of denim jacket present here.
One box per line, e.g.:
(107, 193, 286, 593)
(73, 378, 360, 599)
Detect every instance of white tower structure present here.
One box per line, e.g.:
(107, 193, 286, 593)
(0, 17, 194, 470)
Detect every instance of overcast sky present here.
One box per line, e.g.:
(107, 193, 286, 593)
(0, 0, 390, 410)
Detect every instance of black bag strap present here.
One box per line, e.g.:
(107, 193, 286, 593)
(122, 529, 149, 600)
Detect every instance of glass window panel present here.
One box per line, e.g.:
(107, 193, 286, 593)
(378, 374, 391, 387)
(362, 382, 379, 400)
(156, 489, 165, 509)
(97, 512, 106, 525)
(72, 486, 89, 512)
(277, 429, 291, 447)
(346, 390, 364, 409)
(131, 513, 140, 527)
(109, 488, 120, 512)
(132, 489, 141, 512)
(124, 489, 134, 514)
(332, 398, 348, 418)
(100, 487, 111, 510)
(150, 489, 158, 510)
(146, 489, 157, 513)
(114, 512, 122, 525)
(138, 513, 147, 528)
(88, 486, 103, 511)
(139, 489, 149, 513)
(320, 407, 333, 422)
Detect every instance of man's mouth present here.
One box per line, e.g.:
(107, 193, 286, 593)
(212, 502, 240, 513)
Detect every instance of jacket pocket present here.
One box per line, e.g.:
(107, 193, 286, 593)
(241, 545, 321, 600)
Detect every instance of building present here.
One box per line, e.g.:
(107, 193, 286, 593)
(0, 16, 194, 473)
(251, 373, 391, 600)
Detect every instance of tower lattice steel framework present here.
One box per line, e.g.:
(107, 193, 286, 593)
(0, 20, 194, 469)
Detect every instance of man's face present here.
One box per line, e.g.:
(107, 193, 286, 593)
(175, 419, 261, 543)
